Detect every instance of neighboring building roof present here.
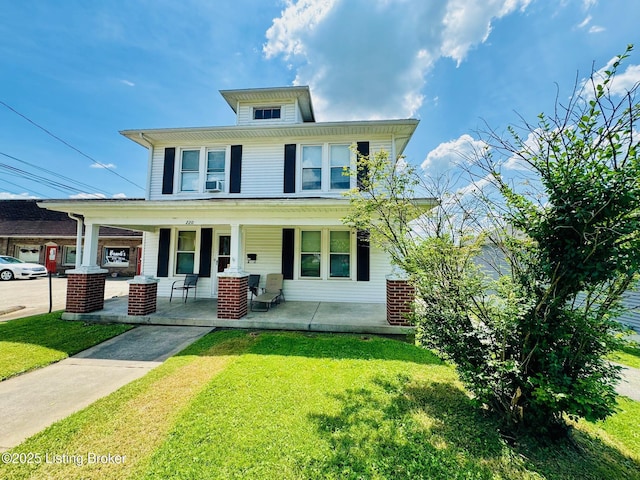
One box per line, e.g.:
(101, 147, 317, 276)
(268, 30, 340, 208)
(219, 85, 315, 122)
(120, 119, 419, 154)
(0, 200, 142, 237)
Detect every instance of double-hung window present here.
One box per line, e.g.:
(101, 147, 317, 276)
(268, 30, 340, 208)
(299, 230, 351, 279)
(206, 149, 225, 191)
(176, 231, 196, 274)
(329, 231, 350, 277)
(300, 144, 352, 192)
(330, 144, 351, 190)
(180, 150, 200, 192)
(301, 145, 323, 191)
(300, 231, 321, 277)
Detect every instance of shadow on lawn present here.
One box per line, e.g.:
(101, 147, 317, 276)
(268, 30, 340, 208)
(190, 330, 444, 365)
(302, 374, 640, 480)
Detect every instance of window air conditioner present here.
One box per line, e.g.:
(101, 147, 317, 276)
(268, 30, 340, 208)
(205, 180, 223, 192)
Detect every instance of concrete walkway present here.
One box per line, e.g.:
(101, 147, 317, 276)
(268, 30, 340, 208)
(615, 364, 640, 402)
(0, 325, 212, 451)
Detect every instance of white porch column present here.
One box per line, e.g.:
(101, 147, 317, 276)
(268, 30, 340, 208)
(81, 223, 101, 267)
(74, 216, 83, 269)
(226, 223, 244, 274)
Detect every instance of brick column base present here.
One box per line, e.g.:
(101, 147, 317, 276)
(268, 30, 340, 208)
(66, 271, 107, 313)
(386, 277, 415, 326)
(217, 273, 249, 319)
(128, 277, 158, 316)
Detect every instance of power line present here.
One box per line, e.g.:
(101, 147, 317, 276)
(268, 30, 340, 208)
(0, 151, 111, 196)
(0, 161, 98, 196)
(0, 100, 145, 191)
(0, 177, 48, 198)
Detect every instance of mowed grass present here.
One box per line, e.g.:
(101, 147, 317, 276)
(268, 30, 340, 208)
(2, 330, 639, 480)
(610, 343, 640, 369)
(0, 312, 133, 380)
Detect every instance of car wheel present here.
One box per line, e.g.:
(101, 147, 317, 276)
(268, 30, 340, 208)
(0, 269, 14, 281)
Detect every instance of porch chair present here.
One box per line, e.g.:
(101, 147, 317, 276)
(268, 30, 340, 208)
(170, 273, 199, 303)
(250, 273, 284, 311)
(248, 274, 261, 298)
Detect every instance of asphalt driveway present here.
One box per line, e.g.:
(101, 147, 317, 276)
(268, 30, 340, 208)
(0, 325, 212, 451)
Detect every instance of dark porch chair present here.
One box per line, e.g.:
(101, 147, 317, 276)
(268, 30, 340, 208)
(170, 274, 199, 303)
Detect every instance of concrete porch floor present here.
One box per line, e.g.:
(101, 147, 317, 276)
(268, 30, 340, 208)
(62, 296, 414, 335)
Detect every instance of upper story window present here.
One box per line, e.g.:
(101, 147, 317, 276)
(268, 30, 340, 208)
(330, 145, 351, 189)
(300, 143, 353, 192)
(301, 145, 323, 191)
(178, 147, 228, 193)
(205, 149, 225, 191)
(180, 150, 200, 192)
(254, 107, 281, 120)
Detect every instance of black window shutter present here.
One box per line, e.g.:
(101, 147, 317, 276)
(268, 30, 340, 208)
(356, 141, 370, 190)
(356, 229, 370, 281)
(284, 144, 297, 193)
(281, 228, 295, 280)
(157, 228, 171, 277)
(162, 148, 176, 195)
(198, 228, 213, 278)
(230, 145, 242, 193)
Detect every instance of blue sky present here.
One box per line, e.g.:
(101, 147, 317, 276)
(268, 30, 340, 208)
(1, 0, 639, 199)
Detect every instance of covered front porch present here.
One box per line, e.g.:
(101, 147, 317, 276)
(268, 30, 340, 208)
(61, 296, 413, 335)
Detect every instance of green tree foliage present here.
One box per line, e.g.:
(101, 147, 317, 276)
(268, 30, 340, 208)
(344, 46, 640, 437)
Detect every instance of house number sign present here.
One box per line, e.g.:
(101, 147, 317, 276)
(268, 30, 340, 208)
(185, 220, 195, 225)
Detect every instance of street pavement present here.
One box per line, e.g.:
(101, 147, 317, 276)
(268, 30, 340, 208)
(0, 275, 130, 321)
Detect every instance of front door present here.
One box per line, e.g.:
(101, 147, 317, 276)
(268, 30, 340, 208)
(213, 234, 231, 296)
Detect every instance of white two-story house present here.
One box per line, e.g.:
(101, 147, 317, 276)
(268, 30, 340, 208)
(39, 86, 426, 324)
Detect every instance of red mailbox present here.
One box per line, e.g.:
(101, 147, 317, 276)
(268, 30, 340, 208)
(45, 245, 57, 273)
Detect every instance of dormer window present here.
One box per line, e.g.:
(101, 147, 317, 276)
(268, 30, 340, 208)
(254, 107, 281, 120)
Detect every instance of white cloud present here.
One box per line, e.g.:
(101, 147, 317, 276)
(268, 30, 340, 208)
(69, 193, 107, 199)
(586, 56, 640, 98)
(264, 0, 532, 120)
(112, 193, 127, 198)
(120, 79, 135, 87)
(588, 25, 605, 33)
(503, 129, 540, 171)
(577, 15, 591, 28)
(90, 163, 116, 169)
(455, 175, 492, 197)
(0, 192, 38, 199)
(421, 134, 487, 173)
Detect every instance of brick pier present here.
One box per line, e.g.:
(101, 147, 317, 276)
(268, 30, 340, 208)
(386, 277, 415, 326)
(127, 276, 159, 316)
(65, 269, 108, 313)
(217, 273, 249, 319)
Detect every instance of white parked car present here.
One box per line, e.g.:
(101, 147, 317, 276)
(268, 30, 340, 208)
(0, 255, 47, 281)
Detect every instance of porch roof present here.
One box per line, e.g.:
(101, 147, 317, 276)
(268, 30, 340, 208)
(37, 197, 437, 232)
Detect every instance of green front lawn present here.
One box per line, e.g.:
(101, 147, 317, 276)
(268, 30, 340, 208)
(0, 312, 133, 381)
(610, 344, 640, 369)
(3, 330, 639, 480)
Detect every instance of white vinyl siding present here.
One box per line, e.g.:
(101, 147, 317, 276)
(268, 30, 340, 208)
(241, 143, 285, 195)
(243, 226, 387, 303)
(148, 138, 394, 200)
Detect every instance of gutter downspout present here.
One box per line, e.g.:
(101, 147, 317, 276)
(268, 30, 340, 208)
(138, 132, 154, 201)
(68, 213, 84, 269)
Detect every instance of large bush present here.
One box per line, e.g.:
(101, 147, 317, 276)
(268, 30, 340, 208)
(344, 46, 640, 436)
